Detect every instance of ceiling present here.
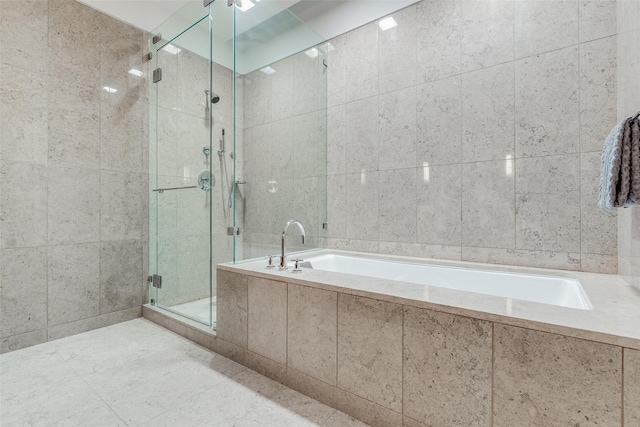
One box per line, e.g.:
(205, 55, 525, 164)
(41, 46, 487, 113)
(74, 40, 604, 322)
(77, 0, 419, 73)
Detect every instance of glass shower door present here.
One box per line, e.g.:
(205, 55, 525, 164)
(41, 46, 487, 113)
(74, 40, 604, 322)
(149, 8, 214, 326)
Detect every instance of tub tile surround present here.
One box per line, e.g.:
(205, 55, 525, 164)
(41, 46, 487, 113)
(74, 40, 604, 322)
(288, 284, 338, 385)
(403, 308, 492, 426)
(337, 295, 403, 412)
(320, 0, 619, 274)
(626, 348, 640, 424)
(217, 258, 640, 426)
(0, 0, 147, 353)
(494, 325, 622, 426)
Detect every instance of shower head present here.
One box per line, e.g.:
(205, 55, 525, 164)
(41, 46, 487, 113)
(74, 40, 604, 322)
(204, 89, 220, 104)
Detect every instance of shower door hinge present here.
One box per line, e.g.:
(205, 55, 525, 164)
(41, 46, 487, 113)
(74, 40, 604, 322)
(322, 222, 329, 230)
(204, 0, 215, 6)
(228, 0, 238, 7)
(151, 274, 162, 289)
(145, 52, 153, 62)
(153, 68, 162, 83)
(152, 33, 162, 44)
(227, 226, 240, 236)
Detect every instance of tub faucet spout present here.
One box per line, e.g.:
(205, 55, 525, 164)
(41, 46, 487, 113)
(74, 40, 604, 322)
(281, 220, 305, 269)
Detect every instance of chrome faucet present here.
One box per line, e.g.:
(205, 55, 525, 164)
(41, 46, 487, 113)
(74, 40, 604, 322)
(280, 220, 305, 270)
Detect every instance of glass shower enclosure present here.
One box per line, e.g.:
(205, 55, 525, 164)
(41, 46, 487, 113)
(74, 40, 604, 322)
(148, 0, 328, 329)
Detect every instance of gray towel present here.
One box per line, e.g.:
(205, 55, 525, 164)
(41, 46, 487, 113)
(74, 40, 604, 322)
(630, 118, 640, 201)
(599, 113, 640, 210)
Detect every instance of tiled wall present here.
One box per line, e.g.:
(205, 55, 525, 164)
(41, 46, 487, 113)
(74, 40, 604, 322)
(324, 0, 618, 273)
(216, 269, 640, 426)
(617, 0, 640, 290)
(0, 0, 147, 353)
(240, 51, 327, 259)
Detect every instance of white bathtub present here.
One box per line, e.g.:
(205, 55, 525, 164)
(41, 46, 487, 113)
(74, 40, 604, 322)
(298, 253, 593, 310)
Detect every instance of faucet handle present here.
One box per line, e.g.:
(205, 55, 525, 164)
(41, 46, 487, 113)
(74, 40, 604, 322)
(291, 258, 303, 273)
(266, 255, 276, 269)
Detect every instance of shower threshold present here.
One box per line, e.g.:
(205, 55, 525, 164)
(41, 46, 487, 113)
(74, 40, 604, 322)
(156, 296, 217, 329)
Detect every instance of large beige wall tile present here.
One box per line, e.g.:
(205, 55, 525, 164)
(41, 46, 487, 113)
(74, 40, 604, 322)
(48, 244, 101, 327)
(0, 0, 48, 74)
(293, 111, 321, 179)
(48, 0, 101, 87)
(345, 23, 378, 103)
(288, 284, 337, 385)
(379, 88, 417, 171)
(625, 348, 640, 425)
(100, 88, 145, 174)
(345, 98, 379, 174)
(47, 77, 100, 169)
(416, 76, 461, 167)
(345, 171, 379, 242)
(0, 161, 48, 248)
(416, 164, 462, 246)
(270, 56, 294, 122)
(293, 51, 321, 116)
(176, 49, 209, 119)
(515, 46, 579, 157)
(0, 248, 47, 338)
(404, 307, 492, 426)
(462, 160, 515, 249)
(216, 270, 248, 349)
(0, 65, 48, 164)
(378, 5, 417, 94)
(247, 277, 287, 364)
(100, 240, 143, 314)
(100, 170, 145, 241)
(461, 63, 515, 163)
(461, 0, 514, 72)
(580, 36, 617, 153)
(494, 324, 622, 426)
(581, 152, 617, 257)
(516, 155, 580, 252)
(327, 35, 346, 108)
(48, 166, 100, 245)
(579, 0, 616, 42)
(416, 0, 461, 83)
(379, 169, 416, 243)
(337, 294, 403, 412)
(514, 0, 579, 58)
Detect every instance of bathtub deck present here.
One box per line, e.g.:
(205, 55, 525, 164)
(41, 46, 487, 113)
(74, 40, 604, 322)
(223, 249, 640, 350)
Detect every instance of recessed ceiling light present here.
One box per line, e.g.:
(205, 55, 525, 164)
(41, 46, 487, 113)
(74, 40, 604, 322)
(102, 86, 118, 93)
(260, 66, 276, 75)
(305, 48, 318, 58)
(128, 69, 143, 77)
(162, 44, 181, 55)
(379, 16, 397, 31)
(236, 0, 255, 12)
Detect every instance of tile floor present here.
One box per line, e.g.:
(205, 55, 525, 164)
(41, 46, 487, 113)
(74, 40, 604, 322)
(0, 319, 369, 427)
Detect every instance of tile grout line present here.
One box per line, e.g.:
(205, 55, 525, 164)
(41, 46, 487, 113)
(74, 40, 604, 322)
(491, 321, 495, 427)
(621, 347, 624, 427)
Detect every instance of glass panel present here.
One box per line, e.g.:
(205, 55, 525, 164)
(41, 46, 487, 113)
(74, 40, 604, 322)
(233, 3, 328, 262)
(149, 7, 213, 326)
